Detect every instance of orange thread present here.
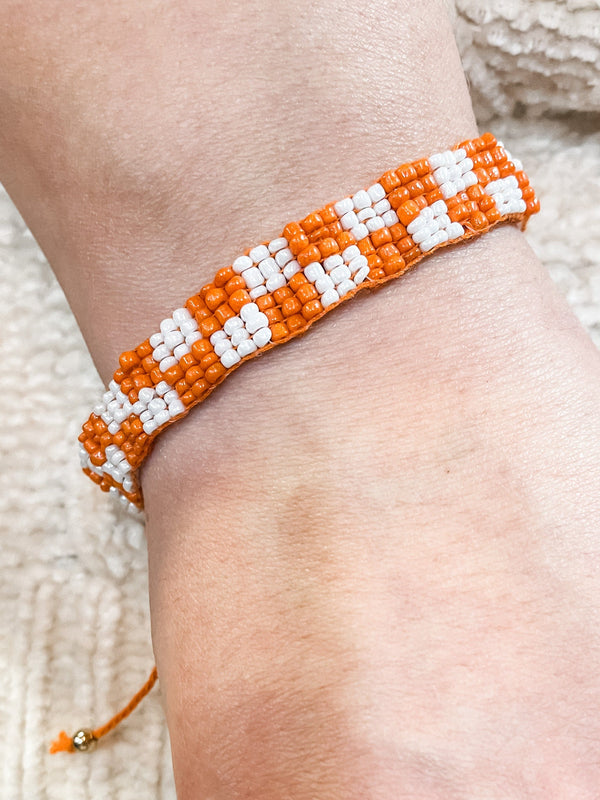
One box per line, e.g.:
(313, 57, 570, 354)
(49, 666, 158, 754)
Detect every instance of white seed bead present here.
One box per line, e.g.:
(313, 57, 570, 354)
(485, 179, 503, 194)
(431, 199, 448, 216)
(140, 410, 152, 423)
(340, 211, 359, 230)
(117, 460, 131, 476)
(241, 266, 264, 289)
(342, 245, 360, 262)
(447, 222, 464, 240)
(367, 182, 386, 202)
(249, 244, 269, 263)
(101, 412, 111, 425)
(337, 278, 356, 296)
(320, 288, 340, 308)
(352, 189, 371, 210)
(266, 272, 286, 292)
(249, 285, 267, 299)
(105, 445, 119, 457)
(160, 318, 177, 335)
(214, 339, 233, 356)
(93, 403, 106, 417)
(274, 247, 294, 267)
(143, 419, 158, 435)
(315, 274, 335, 294)
(357, 207, 376, 221)
(283, 260, 300, 279)
(115, 390, 128, 405)
(232, 255, 253, 273)
(111, 449, 125, 464)
(224, 316, 243, 335)
(107, 400, 120, 415)
(268, 237, 287, 253)
(108, 380, 119, 394)
(436, 214, 451, 229)
(304, 262, 325, 282)
(354, 265, 370, 284)
(132, 401, 146, 415)
(460, 157, 474, 174)
(186, 331, 202, 345)
(159, 356, 178, 372)
(179, 318, 198, 338)
(163, 330, 184, 350)
(350, 223, 369, 240)
(330, 265, 351, 285)
(237, 338, 258, 358)
(173, 342, 190, 360)
(258, 257, 278, 278)
(155, 381, 170, 396)
(428, 152, 447, 169)
(148, 397, 166, 415)
(454, 178, 466, 194)
(463, 171, 478, 188)
(421, 232, 442, 252)
(412, 223, 438, 244)
(433, 166, 450, 184)
(113, 408, 128, 424)
(348, 254, 368, 274)
(453, 148, 466, 163)
(245, 312, 269, 335)
(381, 210, 399, 227)
(421, 206, 435, 222)
(221, 348, 242, 368)
(169, 399, 186, 417)
(253, 327, 272, 348)
(334, 197, 353, 216)
(324, 254, 343, 271)
(440, 182, 457, 200)
(366, 216, 385, 232)
(138, 388, 155, 404)
(152, 344, 171, 362)
(373, 198, 391, 215)
(210, 330, 227, 345)
(172, 307, 191, 326)
(164, 389, 179, 404)
(240, 302, 260, 322)
(407, 214, 429, 234)
(154, 409, 171, 428)
(231, 327, 250, 346)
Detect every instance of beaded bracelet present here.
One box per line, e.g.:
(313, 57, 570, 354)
(78, 132, 539, 511)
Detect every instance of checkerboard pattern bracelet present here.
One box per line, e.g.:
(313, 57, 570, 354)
(78, 132, 540, 511)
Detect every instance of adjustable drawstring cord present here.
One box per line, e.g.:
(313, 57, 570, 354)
(49, 666, 158, 753)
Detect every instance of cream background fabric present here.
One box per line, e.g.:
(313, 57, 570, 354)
(1, 3, 599, 797)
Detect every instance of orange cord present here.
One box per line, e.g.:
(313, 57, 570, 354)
(49, 666, 158, 753)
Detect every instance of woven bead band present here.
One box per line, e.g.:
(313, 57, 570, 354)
(78, 132, 540, 510)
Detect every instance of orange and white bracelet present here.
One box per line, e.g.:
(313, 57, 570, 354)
(78, 132, 539, 511)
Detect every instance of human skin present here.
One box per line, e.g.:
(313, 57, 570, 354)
(1, 1, 600, 797)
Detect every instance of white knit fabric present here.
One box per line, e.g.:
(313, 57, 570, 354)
(1, 4, 600, 796)
(455, 0, 600, 120)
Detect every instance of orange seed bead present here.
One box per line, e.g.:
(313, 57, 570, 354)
(302, 299, 323, 320)
(296, 283, 318, 304)
(204, 287, 228, 312)
(205, 362, 226, 384)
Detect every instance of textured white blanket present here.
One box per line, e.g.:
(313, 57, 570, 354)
(1, 3, 599, 797)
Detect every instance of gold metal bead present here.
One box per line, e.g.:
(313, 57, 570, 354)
(72, 729, 97, 752)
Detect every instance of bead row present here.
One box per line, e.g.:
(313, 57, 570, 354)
(78, 132, 540, 510)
